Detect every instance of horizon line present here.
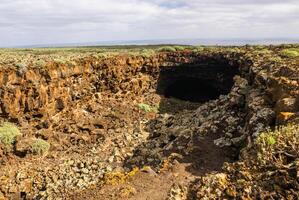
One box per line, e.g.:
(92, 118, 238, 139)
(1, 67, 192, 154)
(3, 37, 299, 48)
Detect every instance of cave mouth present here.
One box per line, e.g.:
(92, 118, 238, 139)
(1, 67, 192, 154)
(164, 78, 223, 103)
(156, 62, 238, 105)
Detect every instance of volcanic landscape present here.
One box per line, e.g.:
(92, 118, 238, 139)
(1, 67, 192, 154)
(0, 45, 298, 200)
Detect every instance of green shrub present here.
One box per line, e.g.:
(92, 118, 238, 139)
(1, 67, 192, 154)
(31, 139, 50, 155)
(253, 49, 272, 55)
(256, 124, 299, 163)
(253, 45, 266, 50)
(140, 49, 155, 57)
(266, 135, 276, 145)
(268, 56, 282, 62)
(280, 48, 299, 58)
(34, 60, 47, 68)
(204, 46, 220, 51)
(138, 103, 159, 113)
(0, 122, 21, 146)
(173, 46, 186, 51)
(192, 46, 205, 52)
(157, 46, 177, 52)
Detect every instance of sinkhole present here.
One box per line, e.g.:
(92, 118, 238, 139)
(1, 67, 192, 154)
(157, 62, 238, 103)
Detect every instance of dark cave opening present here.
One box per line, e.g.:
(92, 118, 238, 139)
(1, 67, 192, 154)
(164, 78, 223, 103)
(157, 63, 238, 104)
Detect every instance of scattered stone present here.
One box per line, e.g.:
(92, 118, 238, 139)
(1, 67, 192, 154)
(167, 184, 188, 200)
(214, 137, 232, 147)
(275, 97, 298, 112)
(277, 112, 296, 123)
(140, 166, 157, 176)
(81, 168, 89, 174)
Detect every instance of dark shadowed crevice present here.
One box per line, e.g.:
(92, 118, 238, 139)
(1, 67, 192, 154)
(156, 62, 238, 112)
(164, 77, 224, 103)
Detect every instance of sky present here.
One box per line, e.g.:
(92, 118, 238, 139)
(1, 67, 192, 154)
(0, 0, 298, 47)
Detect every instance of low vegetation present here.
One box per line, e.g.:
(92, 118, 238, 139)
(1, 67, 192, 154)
(0, 122, 21, 147)
(157, 46, 177, 52)
(279, 48, 299, 58)
(31, 138, 50, 155)
(137, 103, 159, 113)
(192, 46, 205, 52)
(103, 168, 139, 186)
(256, 124, 299, 165)
(253, 49, 272, 55)
(173, 45, 186, 51)
(196, 124, 299, 199)
(139, 49, 155, 57)
(0, 44, 298, 69)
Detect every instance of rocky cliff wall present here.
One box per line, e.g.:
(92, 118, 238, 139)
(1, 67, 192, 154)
(0, 50, 298, 132)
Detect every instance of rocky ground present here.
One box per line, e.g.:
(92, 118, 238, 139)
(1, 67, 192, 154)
(0, 45, 298, 199)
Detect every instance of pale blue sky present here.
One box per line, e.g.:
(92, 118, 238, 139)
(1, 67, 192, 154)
(0, 0, 298, 47)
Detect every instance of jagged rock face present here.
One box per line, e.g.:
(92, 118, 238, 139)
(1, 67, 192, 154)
(0, 57, 156, 119)
(0, 50, 297, 128)
(0, 53, 242, 119)
(0, 63, 92, 118)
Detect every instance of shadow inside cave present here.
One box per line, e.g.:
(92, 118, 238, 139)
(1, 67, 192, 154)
(156, 61, 237, 114)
